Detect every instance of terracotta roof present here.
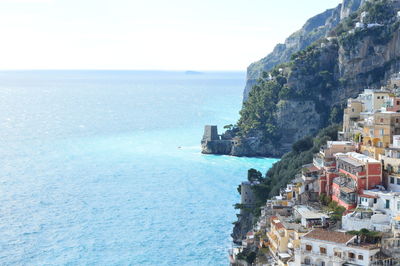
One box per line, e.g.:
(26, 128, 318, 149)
(270, 216, 285, 230)
(340, 186, 356, 193)
(303, 165, 319, 172)
(359, 193, 378, 199)
(275, 222, 285, 230)
(303, 229, 355, 244)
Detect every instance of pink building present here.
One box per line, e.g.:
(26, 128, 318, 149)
(332, 152, 382, 210)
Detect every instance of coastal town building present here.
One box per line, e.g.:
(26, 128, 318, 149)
(360, 111, 400, 159)
(330, 152, 382, 209)
(362, 189, 400, 218)
(232, 88, 400, 265)
(342, 208, 391, 232)
(266, 215, 309, 265)
(380, 136, 400, 191)
(298, 164, 321, 201)
(315, 141, 356, 195)
(291, 229, 393, 266)
(340, 99, 363, 141)
(293, 205, 328, 228)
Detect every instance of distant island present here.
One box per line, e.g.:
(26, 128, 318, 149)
(185, 70, 203, 75)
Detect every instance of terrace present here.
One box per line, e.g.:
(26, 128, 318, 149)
(337, 156, 364, 176)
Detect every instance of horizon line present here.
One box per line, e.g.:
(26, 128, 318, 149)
(0, 68, 246, 72)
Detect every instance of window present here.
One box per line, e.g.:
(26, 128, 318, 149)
(304, 258, 311, 265)
(320, 247, 326, 254)
(397, 118, 400, 123)
(386, 199, 390, 209)
(306, 245, 312, 251)
(349, 252, 355, 259)
(358, 255, 364, 260)
(334, 251, 342, 258)
(397, 178, 400, 185)
(397, 201, 400, 211)
(397, 101, 400, 105)
(381, 118, 384, 123)
(391, 176, 395, 184)
(380, 129, 384, 136)
(377, 96, 381, 99)
(374, 198, 377, 204)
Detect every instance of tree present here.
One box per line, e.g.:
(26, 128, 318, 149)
(348, 228, 381, 244)
(319, 193, 331, 206)
(248, 168, 263, 182)
(237, 184, 241, 195)
(329, 106, 342, 124)
(292, 137, 313, 153)
(353, 132, 361, 143)
(223, 124, 233, 130)
(237, 249, 257, 264)
(328, 201, 346, 221)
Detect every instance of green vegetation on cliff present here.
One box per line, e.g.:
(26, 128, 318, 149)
(249, 124, 340, 214)
(237, 77, 283, 138)
(234, 0, 398, 155)
(237, 40, 338, 141)
(232, 0, 400, 212)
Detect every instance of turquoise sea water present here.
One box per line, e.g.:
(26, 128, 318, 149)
(0, 71, 278, 265)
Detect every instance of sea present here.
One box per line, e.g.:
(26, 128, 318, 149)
(0, 70, 278, 265)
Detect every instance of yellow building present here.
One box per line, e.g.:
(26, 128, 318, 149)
(267, 216, 309, 266)
(361, 111, 400, 159)
(268, 216, 288, 255)
(340, 99, 363, 141)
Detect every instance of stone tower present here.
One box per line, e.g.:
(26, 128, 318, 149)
(202, 125, 219, 142)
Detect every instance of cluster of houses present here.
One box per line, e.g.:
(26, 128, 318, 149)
(230, 75, 400, 266)
(346, 0, 400, 35)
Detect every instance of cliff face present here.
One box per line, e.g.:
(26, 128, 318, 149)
(337, 29, 400, 100)
(203, 0, 400, 158)
(243, 0, 364, 102)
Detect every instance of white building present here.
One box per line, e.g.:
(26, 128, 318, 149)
(342, 208, 391, 232)
(357, 89, 391, 114)
(293, 206, 328, 228)
(360, 11, 368, 23)
(355, 22, 365, 28)
(381, 136, 400, 192)
(367, 23, 383, 28)
(291, 229, 384, 266)
(363, 189, 400, 217)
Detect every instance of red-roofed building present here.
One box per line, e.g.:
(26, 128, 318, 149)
(292, 229, 389, 266)
(331, 152, 382, 210)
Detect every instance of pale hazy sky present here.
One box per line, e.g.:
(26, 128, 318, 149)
(0, 0, 342, 70)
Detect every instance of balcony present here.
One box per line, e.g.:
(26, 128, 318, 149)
(339, 190, 357, 205)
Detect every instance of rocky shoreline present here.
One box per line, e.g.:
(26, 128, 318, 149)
(200, 125, 287, 157)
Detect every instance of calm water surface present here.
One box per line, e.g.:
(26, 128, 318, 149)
(0, 71, 278, 265)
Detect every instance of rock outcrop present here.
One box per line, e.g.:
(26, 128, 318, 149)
(231, 210, 255, 244)
(202, 0, 400, 158)
(243, 0, 364, 102)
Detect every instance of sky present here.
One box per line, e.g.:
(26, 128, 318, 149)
(0, 0, 342, 70)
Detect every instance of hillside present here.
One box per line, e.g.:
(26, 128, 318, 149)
(243, 0, 365, 101)
(202, 0, 400, 158)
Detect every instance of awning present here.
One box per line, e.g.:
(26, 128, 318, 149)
(278, 253, 291, 259)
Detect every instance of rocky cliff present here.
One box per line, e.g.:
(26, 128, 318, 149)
(203, 0, 400, 158)
(243, 0, 365, 102)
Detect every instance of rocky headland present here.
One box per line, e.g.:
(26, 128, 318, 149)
(202, 0, 400, 158)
